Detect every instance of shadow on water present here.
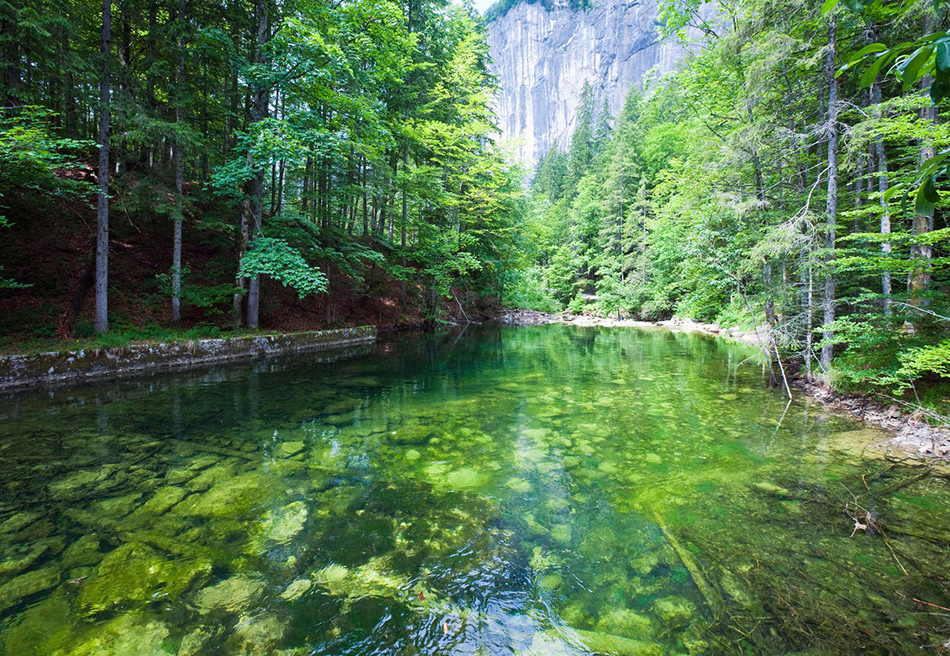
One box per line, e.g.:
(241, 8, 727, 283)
(0, 324, 948, 655)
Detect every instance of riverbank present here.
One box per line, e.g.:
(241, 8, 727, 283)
(498, 310, 767, 348)
(0, 326, 376, 392)
(497, 309, 949, 462)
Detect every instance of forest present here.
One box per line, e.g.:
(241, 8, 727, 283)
(0, 0, 528, 338)
(518, 0, 950, 410)
(0, 0, 948, 410)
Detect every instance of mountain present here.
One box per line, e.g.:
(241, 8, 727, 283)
(486, 0, 687, 166)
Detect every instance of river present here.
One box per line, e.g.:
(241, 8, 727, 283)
(0, 324, 947, 655)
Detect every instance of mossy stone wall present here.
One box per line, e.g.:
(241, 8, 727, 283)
(0, 326, 377, 391)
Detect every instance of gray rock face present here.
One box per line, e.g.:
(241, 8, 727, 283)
(486, 0, 685, 166)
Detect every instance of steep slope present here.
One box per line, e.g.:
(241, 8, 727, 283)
(486, 0, 686, 166)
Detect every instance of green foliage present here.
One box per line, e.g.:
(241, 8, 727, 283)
(239, 238, 328, 298)
(502, 266, 562, 313)
(0, 107, 93, 202)
(154, 268, 237, 309)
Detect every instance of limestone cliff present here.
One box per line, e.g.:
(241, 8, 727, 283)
(486, 0, 685, 167)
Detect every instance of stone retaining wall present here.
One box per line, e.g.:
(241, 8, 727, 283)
(0, 326, 377, 391)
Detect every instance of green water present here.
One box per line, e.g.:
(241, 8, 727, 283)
(1, 325, 949, 656)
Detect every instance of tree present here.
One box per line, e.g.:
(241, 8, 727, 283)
(95, 0, 110, 334)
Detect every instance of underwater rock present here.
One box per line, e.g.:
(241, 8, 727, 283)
(92, 492, 144, 520)
(521, 631, 580, 656)
(0, 540, 53, 577)
(596, 608, 655, 641)
(183, 459, 238, 493)
(0, 567, 61, 614)
(0, 594, 71, 654)
(0, 510, 40, 535)
(566, 628, 663, 656)
(598, 461, 621, 475)
(322, 399, 360, 415)
(550, 524, 572, 545)
(227, 612, 287, 656)
(122, 486, 187, 529)
(56, 612, 170, 656)
(652, 596, 696, 629)
(182, 471, 269, 518)
(404, 449, 422, 461)
(561, 456, 580, 469)
(48, 468, 110, 499)
(445, 467, 486, 490)
(505, 477, 532, 493)
(194, 576, 266, 615)
(281, 578, 313, 601)
(252, 501, 308, 547)
(276, 441, 305, 458)
(77, 542, 211, 616)
(539, 573, 563, 590)
(752, 481, 791, 497)
(719, 568, 756, 609)
(391, 423, 433, 446)
(177, 626, 218, 656)
(630, 550, 659, 576)
(312, 557, 406, 605)
(61, 534, 102, 569)
(524, 513, 549, 537)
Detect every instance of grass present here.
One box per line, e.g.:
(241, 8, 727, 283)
(0, 322, 277, 357)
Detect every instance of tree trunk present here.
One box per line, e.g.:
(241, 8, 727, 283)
(400, 147, 408, 305)
(871, 80, 891, 315)
(245, 0, 270, 329)
(171, 0, 186, 323)
(909, 15, 936, 309)
(820, 14, 838, 373)
(95, 0, 111, 334)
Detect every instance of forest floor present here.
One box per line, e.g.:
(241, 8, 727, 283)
(497, 309, 950, 462)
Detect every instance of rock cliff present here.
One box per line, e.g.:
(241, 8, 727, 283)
(486, 0, 686, 167)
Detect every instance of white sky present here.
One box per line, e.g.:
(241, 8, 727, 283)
(471, 0, 495, 14)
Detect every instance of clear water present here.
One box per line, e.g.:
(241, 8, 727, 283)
(1, 324, 948, 656)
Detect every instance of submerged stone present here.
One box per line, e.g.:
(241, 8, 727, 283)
(48, 468, 108, 499)
(719, 568, 756, 609)
(77, 542, 211, 616)
(276, 441, 305, 458)
(253, 500, 308, 547)
(505, 477, 532, 493)
(0, 541, 52, 577)
(0, 567, 61, 614)
(195, 575, 266, 615)
(391, 423, 433, 445)
(596, 608, 655, 641)
(551, 524, 572, 545)
(61, 534, 102, 569)
(313, 557, 406, 604)
(177, 627, 218, 656)
(652, 596, 696, 629)
(0, 510, 40, 535)
(281, 578, 313, 601)
(227, 611, 287, 656)
(182, 471, 269, 518)
(55, 612, 169, 656)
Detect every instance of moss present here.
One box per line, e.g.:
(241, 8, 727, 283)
(194, 576, 266, 615)
(0, 567, 61, 614)
(54, 612, 170, 656)
(77, 542, 211, 616)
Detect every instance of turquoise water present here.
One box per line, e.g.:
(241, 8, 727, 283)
(0, 324, 948, 655)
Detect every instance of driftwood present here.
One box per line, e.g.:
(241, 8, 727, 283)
(654, 515, 726, 621)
